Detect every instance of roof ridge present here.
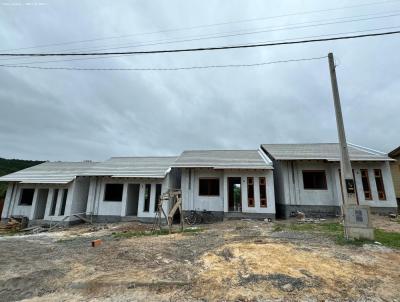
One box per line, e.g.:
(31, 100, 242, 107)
(109, 156, 178, 159)
(182, 149, 259, 152)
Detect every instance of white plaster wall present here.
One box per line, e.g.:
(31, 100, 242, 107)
(296, 161, 338, 206)
(277, 160, 397, 209)
(89, 176, 169, 218)
(69, 177, 91, 221)
(223, 170, 275, 214)
(1, 183, 74, 222)
(1, 183, 16, 219)
(43, 185, 73, 222)
(350, 162, 397, 208)
(181, 168, 275, 214)
(181, 168, 224, 212)
(9, 183, 36, 219)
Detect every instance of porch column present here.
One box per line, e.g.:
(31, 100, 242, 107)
(28, 189, 39, 220)
(120, 183, 128, 217)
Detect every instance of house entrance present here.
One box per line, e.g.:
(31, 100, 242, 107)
(35, 189, 49, 219)
(228, 177, 242, 212)
(126, 184, 140, 216)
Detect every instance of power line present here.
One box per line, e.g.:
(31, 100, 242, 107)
(1, 30, 399, 57)
(2, 0, 399, 52)
(3, 25, 399, 66)
(0, 56, 327, 71)
(51, 10, 400, 54)
(2, 10, 398, 65)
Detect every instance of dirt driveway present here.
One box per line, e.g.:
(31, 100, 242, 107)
(0, 217, 399, 301)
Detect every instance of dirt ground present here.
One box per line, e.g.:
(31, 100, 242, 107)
(0, 215, 399, 302)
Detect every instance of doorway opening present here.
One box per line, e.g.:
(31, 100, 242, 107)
(126, 184, 140, 216)
(228, 177, 242, 212)
(35, 189, 49, 219)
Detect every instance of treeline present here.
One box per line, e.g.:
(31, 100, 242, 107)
(0, 158, 44, 198)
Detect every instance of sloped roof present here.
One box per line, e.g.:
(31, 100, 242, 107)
(172, 150, 273, 169)
(389, 146, 400, 158)
(261, 143, 393, 162)
(0, 161, 96, 184)
(82, 156, 178, 178)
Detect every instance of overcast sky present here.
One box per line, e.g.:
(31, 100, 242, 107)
(0, 0, 399, 161)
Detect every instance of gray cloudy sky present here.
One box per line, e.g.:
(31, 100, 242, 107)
(0, 0, 399, 161)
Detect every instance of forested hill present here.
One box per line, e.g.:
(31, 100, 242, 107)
(0, 158, 44, 198)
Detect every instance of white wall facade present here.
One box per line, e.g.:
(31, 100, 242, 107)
(180, 168, 275, 216)
(86, 175, 171, 219)
(1, 177, 92, 223)
(275, 160, 397, 210)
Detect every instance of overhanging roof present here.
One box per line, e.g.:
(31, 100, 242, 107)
(261, 143, 393, 162)
(389, 146, 400, 158)
(82, 156, 178, 178)
(172, 150, 273, 169)
(0, 161, 96, 184)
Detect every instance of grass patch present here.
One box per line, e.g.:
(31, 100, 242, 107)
(273, 222, 343, 235)
(113, 227, 203, 239)
(373, 229, 400, 249)
(274, 222, 400, 249)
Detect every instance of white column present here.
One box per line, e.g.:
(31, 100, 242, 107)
(120, 183, 128, 217)
(1, 183, 15, 219)
(86, 177, 97, 214)
(64, 183, 75, 219)
(29, 188, 39, 220)
(149, 183, 156, 214)
(44, 189, 54, 219)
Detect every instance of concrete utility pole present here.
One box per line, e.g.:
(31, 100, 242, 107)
(328, 52, 374, 240)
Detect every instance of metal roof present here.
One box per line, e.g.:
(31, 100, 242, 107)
(172, 150, 273, 169)
(82, 156, 178, 178)
(389, 146, 400, 158)
(261, 143, 393, 162)
(0, 161, 96, 184)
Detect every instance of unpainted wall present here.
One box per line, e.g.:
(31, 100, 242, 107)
(275, 160, 397, 210)
(180, 168, 275, 215)
(86, 176, 170, 219)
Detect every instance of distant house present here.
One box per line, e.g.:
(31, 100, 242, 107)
(0, 161, 95, 224)
(81, 156, 179, 222)
(389, 146, 400, 205)
(172, 150, 275, 220)
(1, 143, 396, 225)
(261, 143, 398, 218)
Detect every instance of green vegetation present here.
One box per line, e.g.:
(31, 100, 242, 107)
(273, 221, 400, 249)
(0, 158, 44, 198)
(112, 227, 203, 239)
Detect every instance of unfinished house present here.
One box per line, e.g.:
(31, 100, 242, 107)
(82, 157, 179, 222)
(0, 161, 95, 225)
(389, 146, 400, 206)
(172, 150, 275, 219)
(261, 143, 398, 218)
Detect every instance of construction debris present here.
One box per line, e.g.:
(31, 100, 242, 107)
(0, 218, 22, 233)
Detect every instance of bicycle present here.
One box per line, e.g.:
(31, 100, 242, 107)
(184, 210, 216, 225)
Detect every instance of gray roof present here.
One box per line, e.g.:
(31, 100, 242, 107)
(389, 146, 400, 158)
(82, 156, 178, 178)
(261, 143, 393, 162)
(172, 150, 273, 169)
(0, 161, 96, 184)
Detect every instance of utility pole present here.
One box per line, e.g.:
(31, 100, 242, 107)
(328, 52, 374, 240)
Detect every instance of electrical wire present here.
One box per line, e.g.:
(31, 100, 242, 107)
(48, 10, 400, 54)
(2, 10, 399, 65)
(0, 30, 399, 57)
(0, 56, 328, 71)
(3, 25, 399, 66)
(2, 0, 399, 52)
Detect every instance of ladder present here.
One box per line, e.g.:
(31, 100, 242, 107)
(152, 189, 183, 234)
